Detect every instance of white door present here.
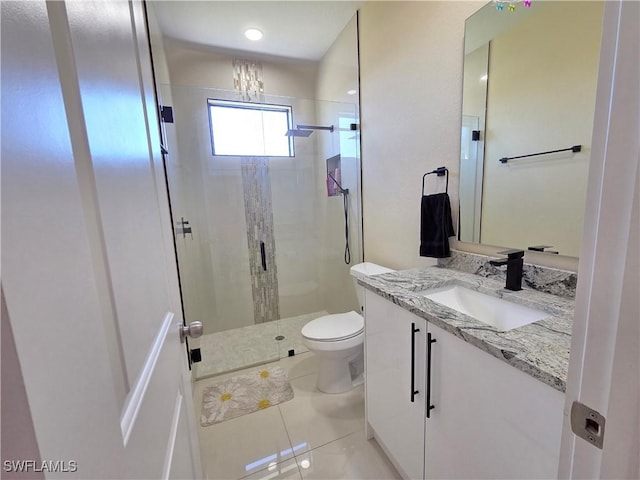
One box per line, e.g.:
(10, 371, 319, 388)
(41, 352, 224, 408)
(1, 1, 202, 478)
(558, 0, 639, 477)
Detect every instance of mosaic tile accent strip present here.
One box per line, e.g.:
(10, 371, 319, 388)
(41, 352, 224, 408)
(232, 58, 264, 102)
(241, 157, 280, 324)
(438, 250, 578, 299)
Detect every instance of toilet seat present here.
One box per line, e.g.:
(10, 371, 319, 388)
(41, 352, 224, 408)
(301, 311, 363, 342)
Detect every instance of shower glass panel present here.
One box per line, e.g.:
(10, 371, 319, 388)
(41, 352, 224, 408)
(160, 84, 362, 380)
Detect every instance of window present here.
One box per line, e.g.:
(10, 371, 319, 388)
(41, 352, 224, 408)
(207, 99, 294, 157)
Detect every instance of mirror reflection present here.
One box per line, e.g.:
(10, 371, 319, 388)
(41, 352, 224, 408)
(459, 1, 604, 258)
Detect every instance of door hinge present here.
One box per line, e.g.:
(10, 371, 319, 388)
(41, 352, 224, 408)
(570, 401, 605, 449)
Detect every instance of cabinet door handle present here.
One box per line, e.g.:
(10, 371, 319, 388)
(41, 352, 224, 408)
(260, 241, 267, 271)
(411, 322, 420, 403)
(426, 332, 437, 418)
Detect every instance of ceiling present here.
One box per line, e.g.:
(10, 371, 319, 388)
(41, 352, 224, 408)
(150, 1, 362, 61)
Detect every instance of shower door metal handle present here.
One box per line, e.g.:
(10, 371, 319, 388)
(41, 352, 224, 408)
(260, 241, 267, 271)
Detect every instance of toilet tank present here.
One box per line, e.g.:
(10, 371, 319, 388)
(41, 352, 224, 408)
(349, 262, 395, 311)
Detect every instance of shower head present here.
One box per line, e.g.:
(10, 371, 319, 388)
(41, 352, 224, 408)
(285, 124, 334, 137)
(286, 128, 314, 137)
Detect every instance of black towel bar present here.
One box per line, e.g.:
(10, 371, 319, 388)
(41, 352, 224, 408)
(499, 145, 582, 164)
(422, 167, 448, 195)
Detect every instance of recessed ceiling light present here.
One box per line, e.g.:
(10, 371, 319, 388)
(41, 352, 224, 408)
(347, 89, 357, 95)
(244, 28, 263, 41)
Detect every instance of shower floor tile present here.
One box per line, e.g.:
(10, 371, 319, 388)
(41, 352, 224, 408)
(194, 311, 328, 380)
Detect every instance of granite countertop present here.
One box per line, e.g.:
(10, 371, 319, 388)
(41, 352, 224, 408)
(359, 266, 573, 393)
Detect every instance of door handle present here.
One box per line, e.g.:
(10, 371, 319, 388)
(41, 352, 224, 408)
(411, 322, 420, 402)
(426, 332, 436, 418)
(260, 241, 267, 271)
(179, 321, 203, 343)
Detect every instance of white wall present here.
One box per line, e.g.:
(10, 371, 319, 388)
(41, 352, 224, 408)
(164, 39, 318, 99)
(316, 16, 359, 104)
(358, 1, 480, 270)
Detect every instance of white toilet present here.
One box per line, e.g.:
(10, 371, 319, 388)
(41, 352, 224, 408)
(301, 262, 395, 394)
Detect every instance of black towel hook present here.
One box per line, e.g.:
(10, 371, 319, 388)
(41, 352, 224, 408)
(422, 167, 448, 195)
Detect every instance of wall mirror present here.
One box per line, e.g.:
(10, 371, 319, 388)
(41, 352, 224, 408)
(459, 1, 604, 259)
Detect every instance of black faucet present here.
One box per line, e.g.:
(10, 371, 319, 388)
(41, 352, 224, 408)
(489, 249, 525, 291)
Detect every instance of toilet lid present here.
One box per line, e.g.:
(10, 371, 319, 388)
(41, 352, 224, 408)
(301, 311, 364, 342)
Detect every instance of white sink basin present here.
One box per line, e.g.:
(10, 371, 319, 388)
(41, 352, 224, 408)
(419, 285, 549, 331)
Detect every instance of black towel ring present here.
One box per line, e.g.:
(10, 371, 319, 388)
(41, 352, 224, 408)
(422, 166, 448, 195)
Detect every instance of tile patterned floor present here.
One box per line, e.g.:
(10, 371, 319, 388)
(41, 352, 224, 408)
(194, 312, 328, 380)
(194, 352, 401, 480)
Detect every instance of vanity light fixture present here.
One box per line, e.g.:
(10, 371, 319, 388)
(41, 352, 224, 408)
(244, 28, 263, 41)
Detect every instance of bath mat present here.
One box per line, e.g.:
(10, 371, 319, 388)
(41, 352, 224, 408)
(200, 365, 294, 426)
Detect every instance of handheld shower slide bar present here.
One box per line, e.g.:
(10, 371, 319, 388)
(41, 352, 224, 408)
(327, 171, 351, 265)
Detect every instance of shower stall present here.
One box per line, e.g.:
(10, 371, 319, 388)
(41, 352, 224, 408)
(161, 84, 363, 379)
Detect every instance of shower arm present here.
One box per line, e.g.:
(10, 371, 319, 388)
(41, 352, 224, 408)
(297, 124, 334, 132)
(327, 172, 348, 195)
(286, 124, 335, 137)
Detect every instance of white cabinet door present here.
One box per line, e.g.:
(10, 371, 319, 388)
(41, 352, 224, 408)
(365, 291, 426, 480)
(424, 321, 564, 479)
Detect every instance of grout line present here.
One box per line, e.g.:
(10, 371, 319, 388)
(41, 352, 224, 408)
(279, 374, 366, 462)
(277, 405, 303, 479)
(292, 428, 366, 460)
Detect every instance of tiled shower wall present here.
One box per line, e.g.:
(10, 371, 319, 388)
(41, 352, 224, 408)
(241, 157, 280, 323)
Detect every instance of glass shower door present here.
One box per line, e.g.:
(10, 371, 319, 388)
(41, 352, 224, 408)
(161, 84, 362, 379)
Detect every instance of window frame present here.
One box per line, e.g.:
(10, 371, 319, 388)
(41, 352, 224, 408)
(207, 98, 295, 157)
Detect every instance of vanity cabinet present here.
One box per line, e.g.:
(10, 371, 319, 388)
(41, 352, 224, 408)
(364, 290, 565, 480)
(425, 320, 564, 479)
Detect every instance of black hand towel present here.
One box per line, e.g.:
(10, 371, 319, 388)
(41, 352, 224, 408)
(419, 192, 455, 258)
